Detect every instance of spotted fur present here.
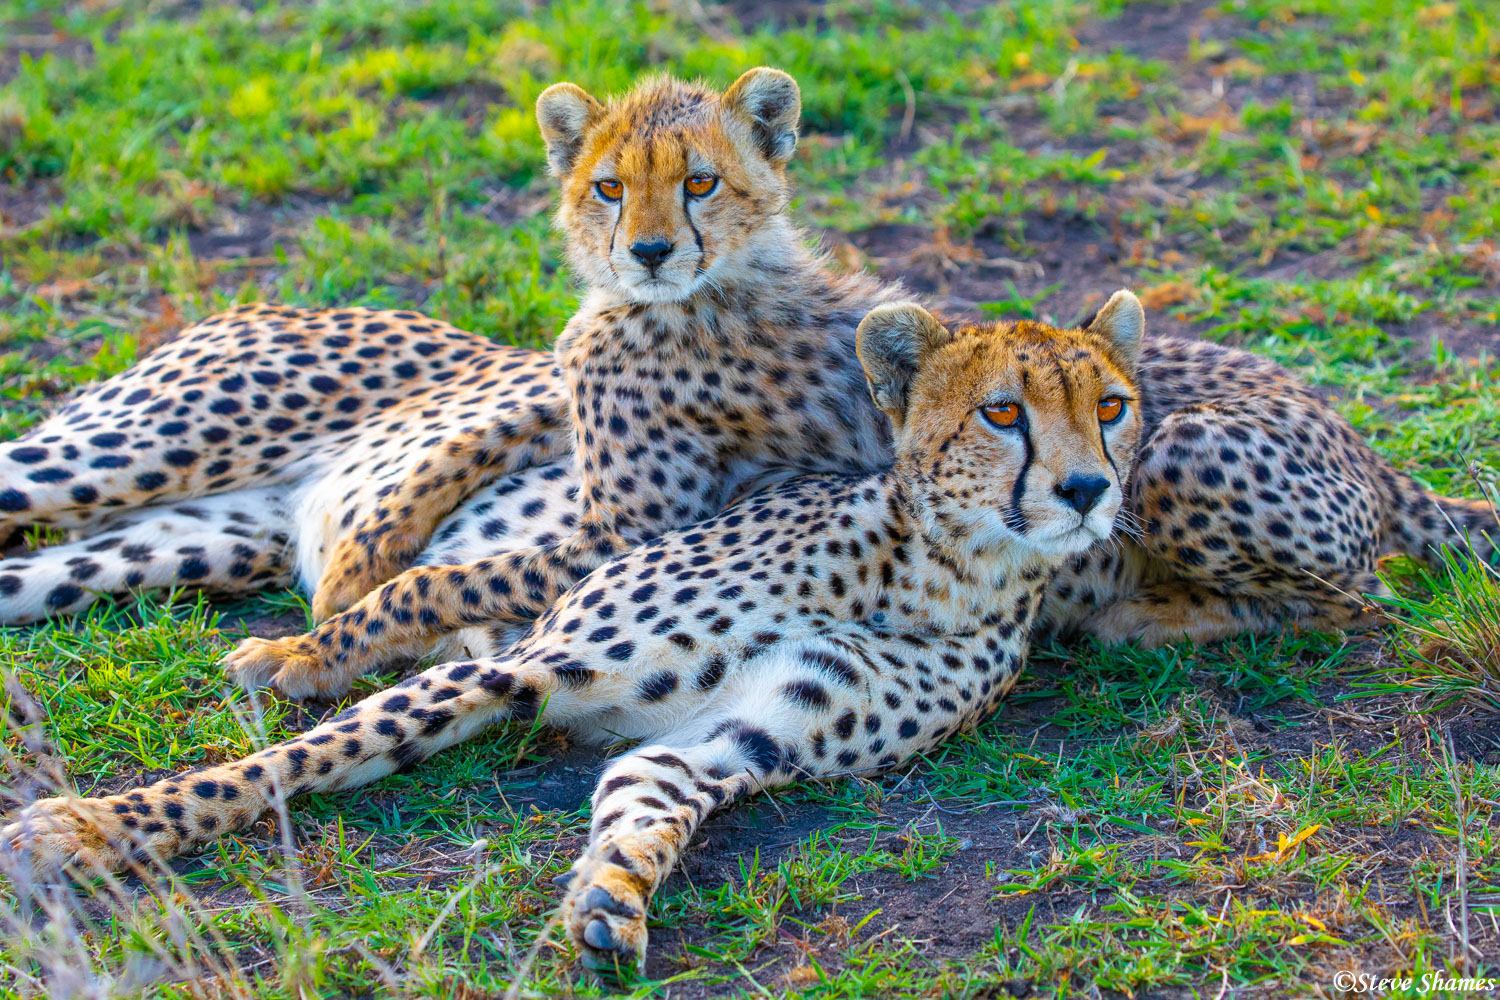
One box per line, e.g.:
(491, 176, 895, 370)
(1039, 293, 1496, 646)
(1, 69, 1491, 681)
(0, 69, 903, 655)
(2, 301, 1149, 974)
(221, 69, 909, 697)
(0, 306, 570, 623)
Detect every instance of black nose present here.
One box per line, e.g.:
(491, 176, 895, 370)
(1055, 474, 1110, 515)
(629, 239, 674, 270)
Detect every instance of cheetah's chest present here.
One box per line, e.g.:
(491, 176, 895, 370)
(563, 309, 893, 483)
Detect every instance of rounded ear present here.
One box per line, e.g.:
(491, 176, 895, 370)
(721, 67, 801, 164)
(856, 302, 950, 422)
(536, 82, 603, 177)
(1086, 290, 1145, 373)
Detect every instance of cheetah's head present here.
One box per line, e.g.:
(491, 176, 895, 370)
(857, 291, 1146, 558)
(536, 68, 800, 304)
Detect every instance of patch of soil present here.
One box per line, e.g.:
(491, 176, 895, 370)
(223, 607, 308, 639)
(649, 799, 1050, 990)
(490, 743, 612, 812)
(0, 180, 61, 236)
(1074, 0, 1329, 124)
(181, 191, 346, 261)
(0, 16, 96, 86)
(1255, 240, 1369, 285)
(183, 211, 280, 261)
(475, 180, 553, 228)
(393, 79, 516, 133)
(1074, 0, 1226, 61)
(1445, 714, 1500, 766)
(1405, 311, 1500, 363)
(711, 0, 993, 32)
(850, 215, 1201, 342)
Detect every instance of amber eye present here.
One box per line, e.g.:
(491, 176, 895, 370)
(982, 403, 1023, 428)
(1097, 397, 1125, 423)
(685, 174, 718, 197)
(595, 179, 623, 202)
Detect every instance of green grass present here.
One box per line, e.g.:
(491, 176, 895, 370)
(2, 0, 1499, 996)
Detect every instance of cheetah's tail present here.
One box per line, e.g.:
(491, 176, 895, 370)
(1386, 486, 1498, 566)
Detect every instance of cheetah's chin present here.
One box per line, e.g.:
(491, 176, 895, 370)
(1027, 522, 1112, 556)
(617, 276, 701, 304)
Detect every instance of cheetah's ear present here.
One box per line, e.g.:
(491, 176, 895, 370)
(722, 67, 801, 164)
(536, 82, 604, 177)
(1085, 289, 1145, 373)
(856, 302, 951, 423)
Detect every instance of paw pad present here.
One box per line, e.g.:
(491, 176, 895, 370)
(582, 918, 619, 952)
(561, 859, 650, 976)
(580, 885, 641, 919)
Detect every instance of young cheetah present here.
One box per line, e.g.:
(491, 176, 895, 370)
(2, 294, 1149, 973)
(221, 68, 913, 697)
(0, 69, 903, 678)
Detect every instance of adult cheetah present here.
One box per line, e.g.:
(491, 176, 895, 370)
(3, 294, 1152, 974)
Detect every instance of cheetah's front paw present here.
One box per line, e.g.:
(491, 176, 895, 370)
(222, 636, 351, 700)
(558, 856, 650, 976)
(1, 798, 130, 877)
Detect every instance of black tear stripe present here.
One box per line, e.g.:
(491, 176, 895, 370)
(1008, 421, 1035, 534)
(608, 211, 621, 258)
(1100, 422, 1123, 501)
(682, 187, 705, 259)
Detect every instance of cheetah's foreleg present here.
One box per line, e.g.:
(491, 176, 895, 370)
(559, 730, 772, 974)
(225, 525, 632, 697)
(312, 417, 571, 619)
(2, 655, 562, 877)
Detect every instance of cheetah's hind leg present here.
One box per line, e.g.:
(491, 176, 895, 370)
(0, 487, 296, 625)
(1088, 404, 1397, 646)
(0, 307, 360, 541)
